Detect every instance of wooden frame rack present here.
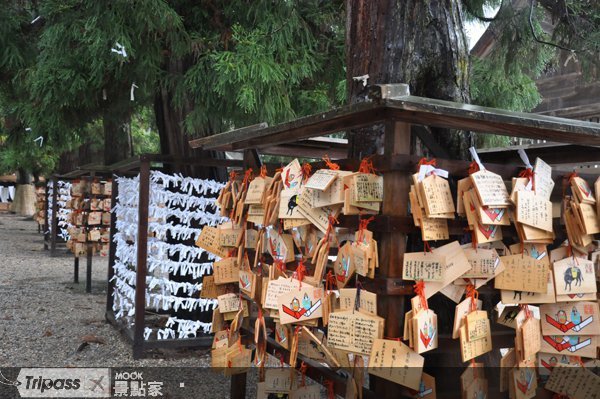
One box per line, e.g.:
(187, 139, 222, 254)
(104, 154, 242, 359)
(188, 84, 600, 399)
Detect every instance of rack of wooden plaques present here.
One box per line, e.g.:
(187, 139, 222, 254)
(65, 175, 113, 293)
(44, 165, 111, 294)
(33, 182, 46, 233)
(188, 84, 600, 399)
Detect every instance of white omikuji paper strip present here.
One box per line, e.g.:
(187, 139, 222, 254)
(469, 146, 486, 171)
(517, 149, 533, 169)
(47, 180, 72, 239)
(111, 173, 224, 339)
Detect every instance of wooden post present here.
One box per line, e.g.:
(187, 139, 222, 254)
(86, 244, 93, 293)
(230, 374, 247, 399)
(85, 174, 94, 294)
(50, 178, 59, 256)
(374, 120, 411, 398)
(106, 175, 119, 316)
(73, 257, 79, 283)
(133, 160, 151, 359)
(229, 150, 259, 399)
(44, 181, 49, 250)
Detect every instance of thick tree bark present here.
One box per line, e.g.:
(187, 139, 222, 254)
(346, 0, 472, 159)
(154, 57, 226, 181)
(58, 142, 103, 174)
(346, 2, 482, 395)
(102, 106, 133, 166)
(153, 57, 227, 326)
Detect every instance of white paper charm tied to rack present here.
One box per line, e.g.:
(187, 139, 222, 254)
(165, 317, 212, 338)
(111, 173, 225, 338)
(46, 180, 72, 239)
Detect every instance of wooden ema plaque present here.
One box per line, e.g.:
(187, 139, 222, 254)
(413, 309, 438, 354)
(327, 310, 384, 355)
(367, 338, 424, 390)
(515, 190, 553, 232)
(459, 322, 492, 362)
(540, 301, 600, 336)
(276, 283, 324, 325)
(423, 241, 472, 299)
(402, 252, 445, 282)
(553, 257, 597, 296)
(470, 170, 511, 207)
(494, 254, 549, 293)
(534, 157, 554, 200)
(545, 365, 600, 399)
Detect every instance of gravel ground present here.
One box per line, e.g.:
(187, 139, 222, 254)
(0, 213, 258, 398)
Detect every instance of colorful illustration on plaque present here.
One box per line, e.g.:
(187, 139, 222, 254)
(478, 223, 498, 239)
(287, 194, 298, 215)
(578, 180, 592, 198)
(502, 308, 519, 324)
(268, 236, 285, 260)
(281, 293, 321, 320)
(563, 265, 583, 291)
(483, 207, 505, 222)
(527, 246, 546, 260)
(416, 380, 433, 398)
(275, 325, 287, 345)
(419, 319, 436, 349)
(284, 169, 298, 190)
(239, 274, 251, 290)
(543, 335, 592, 353)
(545, 308, 593, 333)
(540, 356, 559, 372)
(516, 368, 535, 394)
(336, 254, 351, 282)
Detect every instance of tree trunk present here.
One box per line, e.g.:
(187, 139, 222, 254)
(346, 2, 482, 396)
(103, 105, 133, 166)
(153, 57, 227, 326)
(58, 142, 103, 174)
(10, 169, 36, 216)
(346, 0, 472, 159)
(154, 57, 226, 181)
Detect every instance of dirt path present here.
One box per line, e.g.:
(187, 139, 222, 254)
(0, 214, 241, 398)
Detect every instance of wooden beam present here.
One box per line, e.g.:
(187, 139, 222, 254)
(187, 95, 600, 153)
(188, 122, 268, 149)
(192, 103, 386, 151)
(385, 97, 600, 145)
(478, 143, 600, 165)
(258, 142, 348, 160)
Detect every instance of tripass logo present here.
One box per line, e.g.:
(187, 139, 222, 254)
(15, 368, 110, 398)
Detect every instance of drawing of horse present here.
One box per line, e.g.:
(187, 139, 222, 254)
(564, 266, 583, 291)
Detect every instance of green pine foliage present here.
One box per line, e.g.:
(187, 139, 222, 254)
(23, 0, 187, 146)
(2, 0, 599, 172)
(178, 0, 345, 136)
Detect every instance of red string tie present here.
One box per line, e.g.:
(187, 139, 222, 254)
(358, 155, 377, 174)
(322, 154, 340, 170)
(518, 167, 535, 191)
(293, 260, 307, 289)
(413, 280, 428, 310)
(468, 161, 480, 175)
(357, 216, 375, 243)
(301, 163, 312, 184)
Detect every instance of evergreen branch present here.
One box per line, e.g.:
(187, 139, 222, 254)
(528, 0, 577, 52)
(462, 0, 503, 22)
